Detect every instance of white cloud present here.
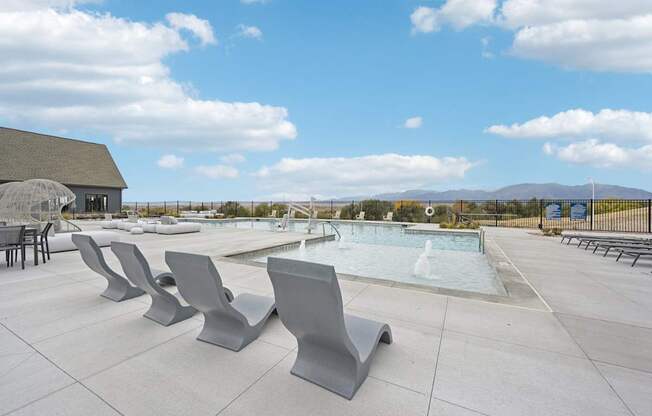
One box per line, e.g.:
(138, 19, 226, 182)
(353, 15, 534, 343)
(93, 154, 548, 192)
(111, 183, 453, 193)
(0, 6, 296, 152)
(157, 154, 184, 169)
(195, 164, 239, 179)
(410, 1, 497, 34)
(404, 116, 423, 129)
(410, 7, 438, 34)
(511, 15, 652, 73)
(220, 153, 246, 164)
(0, 0, 99, 12)
(413, 0, 652, 73)
(236, 24, 263, 40)
(486, 109, 652, 143)
(499, 0, 652, 28)
(543, 140, 652, 170)
(490, 108, 652, 171)
(254, 154, 475, 197)
(166, 13, 216, 46)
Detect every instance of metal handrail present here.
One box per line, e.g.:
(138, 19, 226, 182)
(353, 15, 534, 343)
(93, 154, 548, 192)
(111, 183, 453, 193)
(321, 221, 342, 240)
(479, 229, 486, 253)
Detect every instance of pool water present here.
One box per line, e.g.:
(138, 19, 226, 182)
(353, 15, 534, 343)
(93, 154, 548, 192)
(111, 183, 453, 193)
(205, 219, 504, 295)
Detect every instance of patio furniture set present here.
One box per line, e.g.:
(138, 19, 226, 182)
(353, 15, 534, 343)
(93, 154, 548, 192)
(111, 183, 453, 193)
(0, 222, 52, 269)
(72, 234, 393, 399)
(101, 214, 201, 235)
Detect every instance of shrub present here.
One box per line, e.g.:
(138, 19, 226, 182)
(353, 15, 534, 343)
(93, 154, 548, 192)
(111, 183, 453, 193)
(440, 221, 480, 229)
(220, 201, 251, 218)
(394, 200, 426, 223)
(542, 227, 562, 236)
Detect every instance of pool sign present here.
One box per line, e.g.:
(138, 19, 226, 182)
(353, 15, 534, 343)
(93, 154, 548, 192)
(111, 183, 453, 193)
(545, 202, 561, 220)
(570, 202, 588, 220)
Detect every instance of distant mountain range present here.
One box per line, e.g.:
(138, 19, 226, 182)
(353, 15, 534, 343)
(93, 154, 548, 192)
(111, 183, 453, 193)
(340, 183, 652, 201)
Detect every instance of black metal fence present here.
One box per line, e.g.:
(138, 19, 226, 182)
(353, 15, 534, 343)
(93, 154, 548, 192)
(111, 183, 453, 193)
(117, 199, 652, 234)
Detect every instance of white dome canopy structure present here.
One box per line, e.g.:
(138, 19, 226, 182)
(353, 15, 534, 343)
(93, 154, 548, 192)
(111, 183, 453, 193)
(0, 179, 79, 232)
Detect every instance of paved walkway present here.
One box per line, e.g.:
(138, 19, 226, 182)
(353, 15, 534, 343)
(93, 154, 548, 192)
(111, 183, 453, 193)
(0, 225, 650, 415)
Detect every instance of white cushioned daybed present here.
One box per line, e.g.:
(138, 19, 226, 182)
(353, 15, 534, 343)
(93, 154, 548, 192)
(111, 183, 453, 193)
(155, 222, 201, 234)
(106, 216, 201, 235)
(49, 230, 120, 253)
(100, 220, 121, 229)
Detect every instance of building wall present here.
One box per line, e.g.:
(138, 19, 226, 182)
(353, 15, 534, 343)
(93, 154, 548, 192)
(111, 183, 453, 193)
(68, 186, 123, 213)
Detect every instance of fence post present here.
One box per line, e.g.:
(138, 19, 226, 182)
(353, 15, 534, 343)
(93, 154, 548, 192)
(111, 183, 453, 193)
(648, 199, 651, 233)
(539, 199, 543, 229)
(351, 201, 354, 220)
(460, 200, 463, 213)
(330, 200, 333, 219)
(590, 199, 594, 231)
(428, 200, 431, 223)
(189, 201, 192, 211)
(251, 201, 254, 218)
(135, 201, 138, 214)
(146, 202, 150, 217)
(176, 200, 179, 216)
(163, 201, 166, 215)
(495, 199, 498, 227)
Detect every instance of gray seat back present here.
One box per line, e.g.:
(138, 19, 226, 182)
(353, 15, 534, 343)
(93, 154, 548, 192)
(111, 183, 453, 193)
(111, 242, 169, 297)
(267, 257, 358, 359)
(0, 225, 25, 248)
(72, 234, 120, 280)
(165, 251, 242, 319)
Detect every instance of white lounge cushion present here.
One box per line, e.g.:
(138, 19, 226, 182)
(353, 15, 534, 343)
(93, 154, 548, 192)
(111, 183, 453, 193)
(141, 223, 158, 233)
(100, 220, 121, 230)
(130, 227, 144, 235)
(156, 222, 201, 234)
(119, 221, 142, 231)
(49, 230, 121, 253)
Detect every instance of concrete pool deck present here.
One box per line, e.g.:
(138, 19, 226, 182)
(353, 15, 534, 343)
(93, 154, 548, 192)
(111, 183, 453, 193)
(0, 224, 650, 415)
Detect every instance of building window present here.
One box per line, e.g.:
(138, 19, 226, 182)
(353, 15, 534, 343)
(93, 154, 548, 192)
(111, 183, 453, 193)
(85, 194, 108, 212)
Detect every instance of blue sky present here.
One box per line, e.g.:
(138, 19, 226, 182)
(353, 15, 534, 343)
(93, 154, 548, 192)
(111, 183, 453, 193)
(1, 0, 651, 201)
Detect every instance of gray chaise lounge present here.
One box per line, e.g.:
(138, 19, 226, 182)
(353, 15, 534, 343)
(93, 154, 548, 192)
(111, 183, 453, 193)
(266, 257, 392, 399)
(615, 248, 652, 268)
(111, 242, 226, 326)
(165, 251, 276, 351)
(72, 234, 144, 302)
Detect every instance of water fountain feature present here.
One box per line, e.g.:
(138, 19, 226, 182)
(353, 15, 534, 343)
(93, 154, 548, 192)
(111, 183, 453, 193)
(413, 252, 431, 279)
(425, 240, 433, 257)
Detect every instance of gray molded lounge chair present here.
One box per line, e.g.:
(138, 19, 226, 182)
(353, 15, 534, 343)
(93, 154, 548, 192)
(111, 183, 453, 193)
(165, 251, 275, 351)
(111, 242, 228, 326)
(72, 234, 144, 302)
(266, 257, 392, 399)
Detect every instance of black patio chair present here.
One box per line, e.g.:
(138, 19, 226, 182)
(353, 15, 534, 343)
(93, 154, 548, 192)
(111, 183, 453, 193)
(23, 222, 53, 263)
(0, 226, 26, 269)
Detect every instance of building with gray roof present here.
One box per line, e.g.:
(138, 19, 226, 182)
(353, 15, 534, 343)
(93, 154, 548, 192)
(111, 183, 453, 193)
(0, 127, 127, 213)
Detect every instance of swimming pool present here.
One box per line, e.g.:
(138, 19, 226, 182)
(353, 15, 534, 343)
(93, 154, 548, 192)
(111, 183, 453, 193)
(204, 219, 504, 295)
